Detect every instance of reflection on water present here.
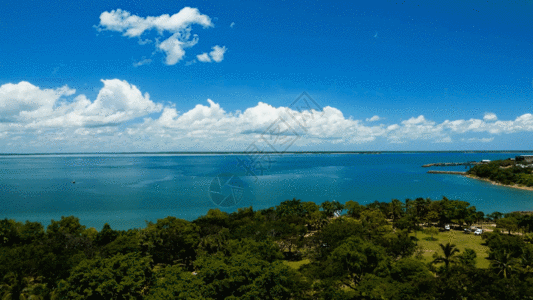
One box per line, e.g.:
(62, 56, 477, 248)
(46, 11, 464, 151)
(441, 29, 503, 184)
(0, 152, 532, 230)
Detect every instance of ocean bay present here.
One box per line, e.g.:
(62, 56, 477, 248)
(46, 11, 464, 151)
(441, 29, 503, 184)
(1, 152, 532, 231)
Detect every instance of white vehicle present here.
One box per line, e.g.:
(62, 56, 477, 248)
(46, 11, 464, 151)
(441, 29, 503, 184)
(445, 224, 450, 231)
(474, 229, 483, 235)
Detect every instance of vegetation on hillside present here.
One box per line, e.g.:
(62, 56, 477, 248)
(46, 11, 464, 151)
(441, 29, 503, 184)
(467, 159, 533, 187)
(1, 197, 533, 299)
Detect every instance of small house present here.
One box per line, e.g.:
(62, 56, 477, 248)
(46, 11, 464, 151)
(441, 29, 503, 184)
(481, 160, 491, 163)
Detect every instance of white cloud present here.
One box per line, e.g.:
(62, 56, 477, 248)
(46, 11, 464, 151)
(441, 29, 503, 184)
(3, 80, 533, 152)
(97, 7, 214, 65)
(196, 53, 211, 62)
(133, 58, 152, 67)
(0, 80, 162, 129)
(462, 137, 495, 143)
(483, 112, 497, 121)
(197, 45, 227, 63)
(434, 136, 452, 143)
(366, 115, 380, 122)
(230, 22, 235, 28)
(210, 45, 227, 62)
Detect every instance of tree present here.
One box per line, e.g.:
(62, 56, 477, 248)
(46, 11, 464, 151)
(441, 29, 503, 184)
(360, 209, 389, 241)
(497, 217, 519, 235)
(425, 211, 439, 227)
(56, 252, 153, 299)
(276, 198, 307, 219)
(458, 248, 477, 268)
(190, 254, 308, 300)
(144, 265, 203, 300)
(0, 219, 21, 247)
(490, 250, 518, 279)
(344, 200, 364, 219)
(488, 212, 503, 222)
(0, 272, 47, 300)
(95, 223, 119, 246)
(322, 236, 390, 290)
(388, 199, 404, 225)
(19, 221, 45, 245)
(140, 217, 199, 268)
(432, 243, 460, 270)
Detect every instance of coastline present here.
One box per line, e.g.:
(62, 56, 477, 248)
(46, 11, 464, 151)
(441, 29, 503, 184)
(464, 174, 533, 192)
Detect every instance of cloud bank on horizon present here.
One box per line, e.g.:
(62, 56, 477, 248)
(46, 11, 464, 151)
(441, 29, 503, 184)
(1, 79, 532, 152)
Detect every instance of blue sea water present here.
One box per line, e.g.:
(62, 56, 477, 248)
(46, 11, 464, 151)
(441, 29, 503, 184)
(0, 152, 532, 231)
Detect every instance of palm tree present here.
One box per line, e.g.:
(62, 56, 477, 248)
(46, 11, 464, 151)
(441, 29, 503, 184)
(432, 242, 460, 269)
(0, 273, 46, 300)
(0, 272, 22, 300)
(490, 250, 517, 279)
(20, 276, 46, 300)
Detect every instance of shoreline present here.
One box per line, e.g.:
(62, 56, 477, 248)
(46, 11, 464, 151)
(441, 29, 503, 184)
(464, 174, 533, 192)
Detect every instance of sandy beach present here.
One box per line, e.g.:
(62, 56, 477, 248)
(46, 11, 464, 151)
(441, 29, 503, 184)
(464, 174, 533, 192)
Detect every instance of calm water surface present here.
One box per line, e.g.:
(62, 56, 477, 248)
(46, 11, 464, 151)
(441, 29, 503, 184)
(0, 152, 532, 230)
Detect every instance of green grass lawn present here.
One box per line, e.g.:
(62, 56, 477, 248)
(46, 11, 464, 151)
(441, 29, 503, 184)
(411, 229, 491, 269)
(283, 259, 311, 270)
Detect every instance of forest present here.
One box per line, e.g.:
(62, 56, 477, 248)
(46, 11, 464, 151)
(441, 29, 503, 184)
(1, 196, 533, 299)
(468, 159, 533, 187)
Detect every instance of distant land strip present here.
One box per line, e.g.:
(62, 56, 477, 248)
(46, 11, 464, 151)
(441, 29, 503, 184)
(1, 150, 533, 156)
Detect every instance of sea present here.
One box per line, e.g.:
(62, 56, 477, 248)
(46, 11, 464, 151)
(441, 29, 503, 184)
(0, 152, 532, 231)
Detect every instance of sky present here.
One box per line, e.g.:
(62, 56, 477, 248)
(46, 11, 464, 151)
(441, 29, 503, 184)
(1, 0, 533, 152)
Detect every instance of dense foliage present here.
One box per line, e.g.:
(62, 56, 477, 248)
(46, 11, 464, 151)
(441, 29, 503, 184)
(468, 159, 533, 187)
(0, 197, 533, 299)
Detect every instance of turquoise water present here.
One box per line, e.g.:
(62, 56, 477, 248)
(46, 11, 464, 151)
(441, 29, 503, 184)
(0, 152, 532, 231)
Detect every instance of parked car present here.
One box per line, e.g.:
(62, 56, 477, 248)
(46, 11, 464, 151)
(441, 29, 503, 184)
(464, 226, 477, 234)
(474, 229, 483, 235)
(445, 224, 450, 231)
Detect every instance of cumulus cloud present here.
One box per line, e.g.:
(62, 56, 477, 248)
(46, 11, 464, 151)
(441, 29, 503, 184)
(97, 7, 214, 65)
(0, 80, 162, 129)
(197, 45, 227, 63)
(230, 22, 235, 28)
(196, 53, 211, 62)
(3, 80, 533, 152)
(483, 112, 497, 121)
(366, 115, 380, 122)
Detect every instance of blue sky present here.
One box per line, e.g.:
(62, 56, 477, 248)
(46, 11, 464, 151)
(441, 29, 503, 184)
(1, 0, 533, 152)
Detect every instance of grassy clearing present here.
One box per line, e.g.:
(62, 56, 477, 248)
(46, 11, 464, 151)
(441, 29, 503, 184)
(283, 259, 311, 270)
(411, 229, 490, 269)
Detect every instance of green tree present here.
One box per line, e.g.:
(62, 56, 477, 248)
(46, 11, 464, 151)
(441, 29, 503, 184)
(139, 217, 199, 268)
(0, 272, 47, 300)
(431, 242, 460, 270)
(458, 248, 477, 268)
(344, 200, 364, 219)
(144, 265, 203, 300)
(56, 252, 153, 300)
(19, 221, 45, 245)
(95, 223, 119, 246)
(322, 236, 390, 290)
(490, 250, 518, 279)
(497, 217, 519, 235)
(388, 199, 404, 225)
(0, 219, 21, 247)
(192, 253, 307, 300)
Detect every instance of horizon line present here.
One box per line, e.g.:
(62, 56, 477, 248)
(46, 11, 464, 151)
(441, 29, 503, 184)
(0, 150, 532, 156)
